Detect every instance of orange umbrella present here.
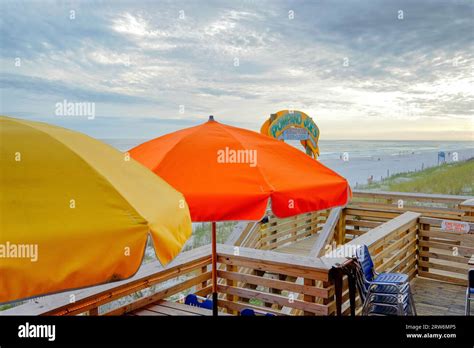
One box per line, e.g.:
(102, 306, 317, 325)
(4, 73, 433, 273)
(129, 116, 351, 314)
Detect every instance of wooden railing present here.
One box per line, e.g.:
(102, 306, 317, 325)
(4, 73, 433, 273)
(344, 207, 401, 243)
(321, 211, 421, 315)
(1, 246, 213, 316)
(220, 209, 333, 315)
(216, 244, 334, 315)
(344, 191, 474, 248)
(3, 191, 472, 317)
(233, 219, 264, 249)
(232, 192, 473, 253)
(351, 190, 472, 220)
(459, 199, 474, 222)
(1, 244, 336, 316)
(247, 210, 329, 250)
(310, 207, 344, 257)
(347, 211, 420, 277)
(417, 216, 474, 286)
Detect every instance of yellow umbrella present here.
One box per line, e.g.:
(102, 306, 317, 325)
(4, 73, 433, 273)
(0, 116, 192, 303)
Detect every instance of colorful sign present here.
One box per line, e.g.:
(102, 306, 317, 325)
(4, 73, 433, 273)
(260, 110, 320, 159)
(441, 220, 471, 234)
(280, 128, 309, 141)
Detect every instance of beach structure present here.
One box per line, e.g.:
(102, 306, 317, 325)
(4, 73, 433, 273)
(438, 151, 446, 164)
(1, 190, 473, 316)
(128, 116, 350, 314)
(0, 116, 192, 304)
(260, 110, 320, 159)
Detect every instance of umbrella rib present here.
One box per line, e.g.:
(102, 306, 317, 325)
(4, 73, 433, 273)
(147, 125, 203, 174)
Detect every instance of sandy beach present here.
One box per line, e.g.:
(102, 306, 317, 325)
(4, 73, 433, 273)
(106, 138, 473, 187)
(321, 147, 474, 186)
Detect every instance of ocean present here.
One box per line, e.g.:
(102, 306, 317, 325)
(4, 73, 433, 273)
(103, 138, 474, 186)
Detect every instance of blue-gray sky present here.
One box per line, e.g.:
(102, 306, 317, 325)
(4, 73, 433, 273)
(1, 0, 473, 140)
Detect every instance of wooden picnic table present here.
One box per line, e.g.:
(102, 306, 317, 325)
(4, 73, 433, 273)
(128, 300, 231, 316)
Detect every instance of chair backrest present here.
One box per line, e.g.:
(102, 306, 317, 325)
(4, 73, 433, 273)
(240, 308, 275, 316)
(240, 308, 256, 316)
(355, 245, 375, 282)
(184, 294, 213, 310)
(469, 269, 474, 289)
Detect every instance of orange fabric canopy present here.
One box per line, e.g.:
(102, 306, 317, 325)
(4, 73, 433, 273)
(130, 118, 351, 222)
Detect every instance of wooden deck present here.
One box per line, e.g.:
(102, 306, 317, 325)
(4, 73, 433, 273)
(127, 277, 468, 316)
(3, 191, 472, 317)
(274, 234, 319, 256)
(412, 277, 467, 315)
(129, 300, 215, 316)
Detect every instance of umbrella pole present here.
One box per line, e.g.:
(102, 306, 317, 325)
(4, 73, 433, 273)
(211, 221, 218, 316)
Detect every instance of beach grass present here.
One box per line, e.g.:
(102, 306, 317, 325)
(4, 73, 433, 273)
(184, 221, 237, 252)
(361, 159, 474, 195)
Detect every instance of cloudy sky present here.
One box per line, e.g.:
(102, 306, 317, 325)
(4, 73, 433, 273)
(1, 0, 473, 140)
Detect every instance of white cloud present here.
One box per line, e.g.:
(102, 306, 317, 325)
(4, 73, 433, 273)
(0, 0, 472, 139)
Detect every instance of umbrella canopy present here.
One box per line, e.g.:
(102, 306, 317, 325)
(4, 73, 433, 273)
(0, 116, 192, 303)
(129, 117, 351, 222)
(129, 116, 351, 316)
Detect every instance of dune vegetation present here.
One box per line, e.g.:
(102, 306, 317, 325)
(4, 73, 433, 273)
(361, 159, 474, 195)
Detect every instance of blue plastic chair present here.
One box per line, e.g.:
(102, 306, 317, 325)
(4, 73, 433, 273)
(184, 294, 213, 310)
(466, 269, 474, 315)
(355, 245, 416, 316)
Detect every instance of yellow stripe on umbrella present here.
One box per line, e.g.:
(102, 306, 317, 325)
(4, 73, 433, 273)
(0, 116, 192, 303)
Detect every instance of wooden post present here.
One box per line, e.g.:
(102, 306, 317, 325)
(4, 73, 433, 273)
(200, 265, 208, 290)
(211, 222, 218, 316)
(332, 268, 344, 316)
(347, 268, 356, 317)
(460, 199, 474, 222)
(336, 210, 346, 244)
(225, 264, 237, 314)
(420, 223, 430, 273)
(307, 212, 314, 237)
(265, 273, 283, 309)
(269, 218, 278, 249)
(241, 269, 263, 304)
(303, 278, 316, 316)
